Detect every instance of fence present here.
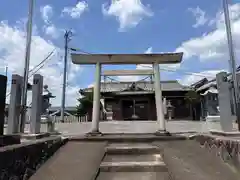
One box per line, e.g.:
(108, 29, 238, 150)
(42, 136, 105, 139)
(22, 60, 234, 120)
(53, 115, 89, 123)
(4, 115, 89, 124)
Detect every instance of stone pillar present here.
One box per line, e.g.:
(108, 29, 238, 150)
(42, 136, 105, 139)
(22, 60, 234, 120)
(0, 75, 7, 135)
(153, 62, 166, 132)
(30, 74, 43, 134)
(163, 97, 167, 115)
(216, 72, 233, 132)
(91, 62, 101, 133)
(103, 75, 106, 91)
(7, 75, 23, 134)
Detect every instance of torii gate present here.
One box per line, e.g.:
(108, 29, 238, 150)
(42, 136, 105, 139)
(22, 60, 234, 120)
(71, 53, 183, 135)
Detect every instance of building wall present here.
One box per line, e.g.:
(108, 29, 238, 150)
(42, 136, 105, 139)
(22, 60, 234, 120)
(104, 91, 192, 120)
(105, 95, 152, 120)
(149, 98, 157, 120)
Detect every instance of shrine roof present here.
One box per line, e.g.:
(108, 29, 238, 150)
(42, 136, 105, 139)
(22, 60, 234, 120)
(196, 71, 239, 92)
(82, 80, 191, 93)
(71, 53, 183, 64)
(196, 81, 217, 92)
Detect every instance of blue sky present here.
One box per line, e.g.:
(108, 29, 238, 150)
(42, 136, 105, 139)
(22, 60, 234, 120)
(0, 0, 240, 106)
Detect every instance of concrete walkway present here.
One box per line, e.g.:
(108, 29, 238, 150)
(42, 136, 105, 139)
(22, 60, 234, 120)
(30, 134, 240, 180)
(30, 142, 107, 180)
(154, 140, 240, 180)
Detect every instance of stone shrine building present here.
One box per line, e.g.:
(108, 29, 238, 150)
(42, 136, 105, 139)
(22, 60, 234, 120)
(81, 80, 195, 120)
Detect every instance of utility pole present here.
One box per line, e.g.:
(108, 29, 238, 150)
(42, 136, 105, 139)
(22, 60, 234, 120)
(5, 66, 8, 77)
(223, 0, 240, 130)
(60, 30, 72, 122)
(20, 0, 34, 132)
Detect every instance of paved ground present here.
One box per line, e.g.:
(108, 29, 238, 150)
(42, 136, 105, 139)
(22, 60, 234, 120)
(30, 136, 240, 180)
(153, 140, 240, 180)
(30, 142, 107, 180)
(4, 120, 239, 136)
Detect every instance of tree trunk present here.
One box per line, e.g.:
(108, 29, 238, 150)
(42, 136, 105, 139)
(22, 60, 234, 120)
(189, 103, 193, 119)
(193, 106, 197, 121)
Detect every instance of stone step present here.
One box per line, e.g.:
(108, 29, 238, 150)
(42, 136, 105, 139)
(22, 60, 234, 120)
(103, 154, 163, 163)
(106, 143, 160, 155)
(100, 161, 167, 172)
(70, 134, 186, 143)
(96, 172, 170, 180)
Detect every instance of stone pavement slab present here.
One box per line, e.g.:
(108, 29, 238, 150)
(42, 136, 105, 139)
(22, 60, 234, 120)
(4, 121, 239, 136)
(70, 133, 187, 143)
(30, 141, 107, 180)
(106, 143, 160, 155)
(100, 161, 167, 172)
(153, 140, 240, 180)
(97, 172, 170, 180)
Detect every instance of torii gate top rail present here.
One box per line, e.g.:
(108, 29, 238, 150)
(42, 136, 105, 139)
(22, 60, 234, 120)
(102, 70, 154, 76)
(71, 53, 183, 64)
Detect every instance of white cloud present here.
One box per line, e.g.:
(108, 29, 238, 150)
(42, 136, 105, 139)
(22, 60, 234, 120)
(210, 3, 240, 28)
(136, 47, 181, 71)
(0, 21, 81, 106)
(188, 7, 208, 28)
(62, 1, 88, 19)
(176, 3, 240, 64)
(179, 70, 225, 86)
(40, 5, 53, 24)
(44, 24, 60, 39)
(87, 83, 94, 88)
(145, 47, 152, 54)
(40, 5, 62, 39)
(102, 0, 153, 31)
(87, 79, 105, 88)
(136, 47, 153, 70)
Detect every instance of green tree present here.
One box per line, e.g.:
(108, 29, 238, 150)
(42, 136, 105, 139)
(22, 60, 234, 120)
(76, 89, 93, 117)
(184, 90, 201, 120)
(185, 90, 201, 104)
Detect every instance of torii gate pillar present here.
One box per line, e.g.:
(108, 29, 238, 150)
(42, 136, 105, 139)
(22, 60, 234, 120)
(91, 62, 101, 134)
(153, 62, 166, 132)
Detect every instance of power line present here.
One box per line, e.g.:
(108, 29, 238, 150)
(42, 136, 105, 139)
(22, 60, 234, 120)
(138, 65, 216, 78)
(28, 64, 44, 79)
(70, 48, 91, 54)
(5, 49, 57, 98)
(29, 48, 56, 73)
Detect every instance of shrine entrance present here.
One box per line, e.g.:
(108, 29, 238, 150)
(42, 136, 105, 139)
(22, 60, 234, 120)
(122, 99, 149, 120)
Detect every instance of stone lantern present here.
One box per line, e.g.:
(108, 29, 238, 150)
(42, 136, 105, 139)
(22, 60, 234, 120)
(41, 85, 56, 132)
(166, 101, 174, 121)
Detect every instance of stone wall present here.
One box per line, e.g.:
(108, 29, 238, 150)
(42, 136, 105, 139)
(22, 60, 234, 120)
(0, 135, 21, 147)
(0, 136, 68, 180)
(194, 135, 240, 172)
